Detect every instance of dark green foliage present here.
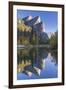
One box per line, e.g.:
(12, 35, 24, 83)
(49, 31, 58, 49)
(17, 18, 58, 49)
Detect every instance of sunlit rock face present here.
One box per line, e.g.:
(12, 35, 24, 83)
(33, 16, 41, 25)
(24, 16, 41, 26)
(22, 16, 49, 43)
(23, 16, 45, 33)
(33, 22, 44, 32)
(23, 16, 32, 21)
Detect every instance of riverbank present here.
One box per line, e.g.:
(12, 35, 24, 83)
(17, 45, 51, 48)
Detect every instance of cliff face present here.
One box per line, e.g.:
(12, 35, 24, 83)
(23, 16, 41, 25)
(23, 16, 48, 39)
(17, 16, 49, 45)
(18, 16, 45, 32)
(23, 16, 32, 22)
(23, 16, 44, 32)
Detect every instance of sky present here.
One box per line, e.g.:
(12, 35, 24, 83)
(17, 10, 58, 33)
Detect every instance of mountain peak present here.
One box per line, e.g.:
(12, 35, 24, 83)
(23, 16, 32, 21)
(27, 16, 32, 21)
(23, 16, 45, 32)
(33, 16, 41, 25)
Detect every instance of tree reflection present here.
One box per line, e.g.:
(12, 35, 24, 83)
(50, 50, 58, 65)
(17, 48, 57, 76)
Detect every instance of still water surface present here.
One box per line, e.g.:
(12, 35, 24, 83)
(17, 47, 58, 80)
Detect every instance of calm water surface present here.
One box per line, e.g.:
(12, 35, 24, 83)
(17, 47, 58, 80)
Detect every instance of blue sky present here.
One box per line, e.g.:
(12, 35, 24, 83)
(17, 10, 58, 33)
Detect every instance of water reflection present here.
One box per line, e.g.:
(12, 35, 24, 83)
(17, 47, 58, 80)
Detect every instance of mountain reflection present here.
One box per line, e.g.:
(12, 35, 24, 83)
(17, 48, 58, 77)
